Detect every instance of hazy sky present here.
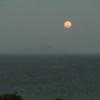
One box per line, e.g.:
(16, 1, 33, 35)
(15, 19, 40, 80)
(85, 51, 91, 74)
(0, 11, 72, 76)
(0, 0, 100, 54)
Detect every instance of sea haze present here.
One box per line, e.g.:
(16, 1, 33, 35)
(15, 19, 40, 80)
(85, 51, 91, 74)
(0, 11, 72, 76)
(0, 54, 100, 100)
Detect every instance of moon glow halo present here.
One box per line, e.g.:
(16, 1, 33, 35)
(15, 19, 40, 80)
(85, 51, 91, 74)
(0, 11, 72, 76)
(64, 20, 72, 29)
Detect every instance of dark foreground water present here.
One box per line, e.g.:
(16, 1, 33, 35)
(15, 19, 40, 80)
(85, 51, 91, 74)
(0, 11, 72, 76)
(0, 54, 100, 100)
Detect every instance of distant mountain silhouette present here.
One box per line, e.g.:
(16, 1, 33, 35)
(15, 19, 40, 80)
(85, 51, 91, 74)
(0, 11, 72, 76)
(14, 45, 68, 54)
(0, 45, 71, 54)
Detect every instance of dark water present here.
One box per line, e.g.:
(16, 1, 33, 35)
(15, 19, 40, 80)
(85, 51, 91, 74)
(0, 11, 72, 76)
(0, 54, 100, 100)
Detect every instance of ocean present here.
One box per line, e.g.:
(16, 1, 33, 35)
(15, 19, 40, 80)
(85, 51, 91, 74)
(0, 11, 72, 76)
(0, 54, 100, 100)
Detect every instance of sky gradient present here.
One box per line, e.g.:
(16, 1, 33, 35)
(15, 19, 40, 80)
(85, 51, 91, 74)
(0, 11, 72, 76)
(0, 0, 100, 54)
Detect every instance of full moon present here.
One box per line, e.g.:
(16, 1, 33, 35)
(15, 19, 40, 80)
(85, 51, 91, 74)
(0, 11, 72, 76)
(64, 20, 72, 29)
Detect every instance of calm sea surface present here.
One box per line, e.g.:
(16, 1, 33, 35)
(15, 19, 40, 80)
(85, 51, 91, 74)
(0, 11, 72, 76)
(0, 55, 100, 100)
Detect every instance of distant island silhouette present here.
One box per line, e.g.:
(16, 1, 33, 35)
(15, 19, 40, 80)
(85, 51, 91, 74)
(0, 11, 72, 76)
(0, 92, 64, 100)
(0, 92, 23, 100)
